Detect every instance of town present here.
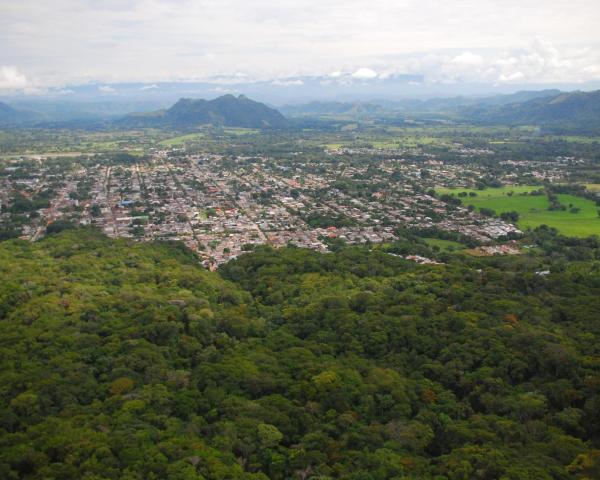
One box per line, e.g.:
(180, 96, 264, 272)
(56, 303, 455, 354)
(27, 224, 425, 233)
(0, 144, 552, 269)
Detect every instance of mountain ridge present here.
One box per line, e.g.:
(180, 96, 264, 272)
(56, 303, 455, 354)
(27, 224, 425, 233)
(120, 94, 288, 128)
(0, 101, 36, 125)
(464, 90, 600, 132)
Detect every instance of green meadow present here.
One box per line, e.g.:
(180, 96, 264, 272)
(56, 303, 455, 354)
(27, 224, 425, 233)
(438, 186, 600, 237)
(158, 133, 205, 146)
(422, 237, 466, 251)
(222, 127, 260, 135)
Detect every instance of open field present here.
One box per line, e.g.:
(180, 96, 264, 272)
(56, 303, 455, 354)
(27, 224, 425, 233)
(373, 136, 450, 148)
(422, 237, 466, 251)
(323, 135, 451, 149)
(158, 132, 205, 146)
(222, 127, 260, 135)
(437, 186, 600, 237)
(520, 194, 600, 237)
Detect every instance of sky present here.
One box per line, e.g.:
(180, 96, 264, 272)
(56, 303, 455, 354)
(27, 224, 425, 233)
(1, 0, 600, 95)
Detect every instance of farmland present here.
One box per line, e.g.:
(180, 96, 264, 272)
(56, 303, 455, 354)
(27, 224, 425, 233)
(438, 186, 600, 237)
(158, 132, 206, 146)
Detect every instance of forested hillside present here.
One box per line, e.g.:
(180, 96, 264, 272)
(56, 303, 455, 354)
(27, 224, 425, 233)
(463, 90, 600, 133)
(120, 95, 288, 129)
(1, 228, 599, 479)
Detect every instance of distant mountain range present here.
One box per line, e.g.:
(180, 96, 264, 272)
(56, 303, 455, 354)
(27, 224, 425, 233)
(120, 95, 288, 129)
(280, 101, 386, 117)
(281, 89, 600, 133)
(0, 101, 35, 125)
(1, 90, 599, 133)
(462, 90, 600, 132)
(281, 90, 564, 116)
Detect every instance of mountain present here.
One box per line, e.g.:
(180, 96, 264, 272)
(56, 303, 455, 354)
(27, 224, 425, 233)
(474, 89, 563, 106)
(279, 90, 564, 118)
(462, 90, 600, 132)
(8, 100, 165, 121)
(121, 94, 288, 128)
(0, 101, 36, 125)
(280, 100, 386, 117)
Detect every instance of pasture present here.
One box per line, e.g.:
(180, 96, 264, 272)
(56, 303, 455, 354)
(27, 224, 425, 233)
(422, 237, 466, 251)
(158, 132, 205, 147)
(437, 186, 600, 237)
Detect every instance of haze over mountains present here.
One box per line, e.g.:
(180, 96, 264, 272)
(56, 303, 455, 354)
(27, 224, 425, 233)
(465, 90, 600, 132)
(1, 89, 600, 133)
(279, 90, 565, 116)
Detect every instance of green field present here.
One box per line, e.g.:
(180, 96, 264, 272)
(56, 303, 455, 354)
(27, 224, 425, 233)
(158, 133, 205, 146)
(222, 127, 259, 136)
(422, 237, 466, 251)
(438, 186, 600, 237)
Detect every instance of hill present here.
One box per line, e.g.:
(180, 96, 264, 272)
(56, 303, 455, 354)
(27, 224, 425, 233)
(280, 90, 563, 118)
(0, 101, 36, 125)
(121, 94, 288, 128)
(280, 101, 386, 117)
(462, 90, 600, 133)
(1, 227, 600, 478)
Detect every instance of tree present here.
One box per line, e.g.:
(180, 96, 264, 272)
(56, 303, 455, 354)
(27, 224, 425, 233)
(257, 424, 283, 448)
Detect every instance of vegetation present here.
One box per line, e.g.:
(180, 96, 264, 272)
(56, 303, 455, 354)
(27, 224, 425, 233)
(438, 186, 600, 237)
(121, 95, 288, 129)
(0, 228, 599, 479)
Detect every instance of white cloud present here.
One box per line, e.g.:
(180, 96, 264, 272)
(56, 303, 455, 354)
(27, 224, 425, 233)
(139, 84, 158, 90)
(271, 79, 304, 86)
(0, 66, 28, 90)
(0, 1, 599, 89)
(452, 52, 484, 66)
(98, 85, 116, 93)
(351, 67, 378, 79)
(498, 71, 525, 83)
(389, 39, 600, 85)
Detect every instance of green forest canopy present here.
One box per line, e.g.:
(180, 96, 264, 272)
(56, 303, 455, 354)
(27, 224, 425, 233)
(0, 228, 599, 479)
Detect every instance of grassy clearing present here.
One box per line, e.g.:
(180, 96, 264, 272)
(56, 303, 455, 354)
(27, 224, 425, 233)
(222, 127, 260, 136)
(372, 136, 450, 148)
(158, 133, 206, 147)
(422, 238, 466, 251)
(437, 185, 542, 197)
(437, 186, 600, 237)
(323, 135, 450, 150)
(521, 194, 600, 237)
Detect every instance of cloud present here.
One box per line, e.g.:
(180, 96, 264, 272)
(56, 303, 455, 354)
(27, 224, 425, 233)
(271, 79, 303, 86)
(0, 1, 599, 90)
(390, 39, 600, 85)
(351, 68, 378, 79)
(498, 71, 525, 83)
(0, 66, 28, 90)
(98, 85, 116, 93)
(452, 52, 484, 66)
(139, 84, 158, 90)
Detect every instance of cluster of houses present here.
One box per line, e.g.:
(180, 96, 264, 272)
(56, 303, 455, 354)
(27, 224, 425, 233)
(1, 149, 563, 268)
